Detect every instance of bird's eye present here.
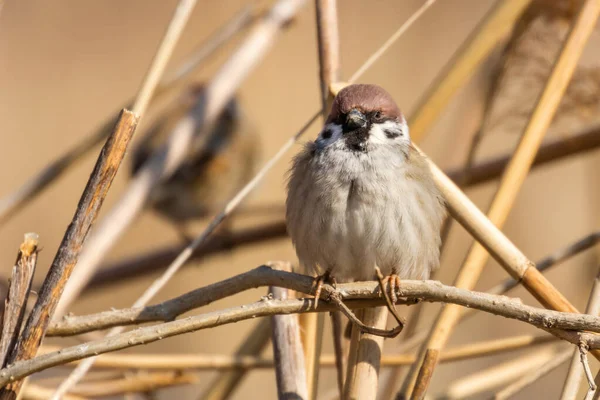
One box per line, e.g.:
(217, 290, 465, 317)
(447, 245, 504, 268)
(374, 111, 383, 120)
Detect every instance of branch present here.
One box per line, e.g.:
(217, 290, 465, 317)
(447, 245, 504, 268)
(44, 266, 600, 338)
(0, 110, 138, 400)
(4, 267, 600, 385)
(0, 234, 39, 367)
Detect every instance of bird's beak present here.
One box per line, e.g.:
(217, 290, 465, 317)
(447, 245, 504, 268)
(346, 109, 367, 130)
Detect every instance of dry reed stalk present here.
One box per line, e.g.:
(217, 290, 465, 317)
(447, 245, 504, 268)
(199, 320, 271, 400)
(493, 348, 573, 400)
(0, 110, 138, 400)
(407, 0, 532, 143)
(405, 1, 600, 397)
(561, 269, 600, 400)
(0, 234, 39, 368)
(0, 5, 254, 227)
(440, 346, 561, 399)
(343, 307, 389, 400)
(271, 283, 308, 399)
(305, 1, 342, 398)
(52, 2, 308, 398)
(33, 334, 554, 370)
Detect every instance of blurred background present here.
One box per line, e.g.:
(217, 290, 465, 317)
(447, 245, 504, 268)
(0, 0, 599, 398)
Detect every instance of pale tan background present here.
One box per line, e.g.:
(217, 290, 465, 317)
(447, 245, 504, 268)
(0, 1, 599, 399)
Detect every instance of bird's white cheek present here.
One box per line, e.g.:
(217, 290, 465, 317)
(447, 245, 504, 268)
(368, 120, 410, 145)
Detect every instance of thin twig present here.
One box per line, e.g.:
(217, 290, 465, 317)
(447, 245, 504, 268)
(0, 234, 39, 368)
(0, 110, 138, 400)
(561, 268, 600, 400)
(407, 1, 600, 395)
(580, 345, 597, 400)
(198, 320, 271, 400)
(493, 348, 573, 400)
(0, 5, 253, 226)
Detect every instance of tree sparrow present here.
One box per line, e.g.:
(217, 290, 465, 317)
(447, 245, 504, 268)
(286, 84, 445, 299)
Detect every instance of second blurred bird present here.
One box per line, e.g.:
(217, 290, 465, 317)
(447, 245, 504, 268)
(131, 84, 260, 242)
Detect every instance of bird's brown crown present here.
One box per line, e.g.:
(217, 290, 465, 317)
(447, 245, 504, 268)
(326, 84, 403, 124)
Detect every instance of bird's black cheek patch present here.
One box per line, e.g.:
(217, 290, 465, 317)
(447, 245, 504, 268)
(321, 129, 332, 139)
(384, 128, 402, 139)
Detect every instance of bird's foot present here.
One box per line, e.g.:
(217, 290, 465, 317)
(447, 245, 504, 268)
(375, 267, 406, 333)
(313, 270, 336, 310)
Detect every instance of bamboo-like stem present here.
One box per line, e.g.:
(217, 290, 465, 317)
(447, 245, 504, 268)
(406, 2, 600, 397)
(199, 320, 271, 400)
(494, 348, 573, 400)
(0, 110, 138, 400)
(440, 346, 561, 399)
(308, 1, 341, 398)
(407, 0, 532, 143)
(343, 307, 388, 400)
(271, 284, 308, 400)
(561, 269, 600, 400)
(34, 334, 556, 370)
(0, 234, 39, 368)
(0, 5, 253, 227)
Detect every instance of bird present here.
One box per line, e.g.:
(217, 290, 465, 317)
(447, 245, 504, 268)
(131, 84, 260, 242)
(286, 83, 446, 301)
